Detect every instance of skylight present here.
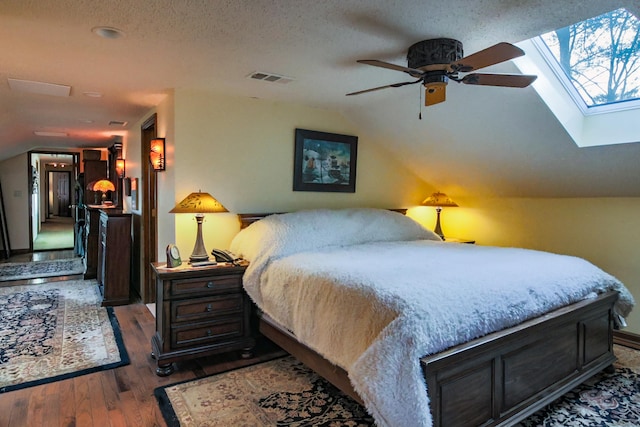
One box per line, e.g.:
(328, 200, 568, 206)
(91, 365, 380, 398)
(513, 8, 640, 147)
(537, 8, 640, 112)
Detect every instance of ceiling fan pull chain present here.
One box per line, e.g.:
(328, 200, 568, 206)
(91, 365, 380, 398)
(418, 86, 423, 120)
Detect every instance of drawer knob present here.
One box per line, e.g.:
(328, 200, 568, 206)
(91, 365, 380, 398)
(206, 329, 212, 336)
(206, 304, 212, 312)
(206, 282, 214, 288)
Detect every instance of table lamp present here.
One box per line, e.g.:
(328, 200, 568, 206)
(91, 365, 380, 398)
(89, 179, 116, 205)
(421, 191, 458, 240)
(169, 191, 228, 262)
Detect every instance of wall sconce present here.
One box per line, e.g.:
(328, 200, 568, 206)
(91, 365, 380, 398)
(150, 138, 166, 171)
(115, 158, 126, 178)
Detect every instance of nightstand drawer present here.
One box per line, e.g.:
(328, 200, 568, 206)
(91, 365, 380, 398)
(172, 294, 243, 323)
(171, 318, 243, 348)
(170, 274, 242, 297)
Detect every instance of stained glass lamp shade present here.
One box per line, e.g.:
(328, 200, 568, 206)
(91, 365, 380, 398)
(89, 179, 116, 204)
(169, 191, 228, 262)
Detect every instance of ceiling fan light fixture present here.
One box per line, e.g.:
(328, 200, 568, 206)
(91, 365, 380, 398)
(425, 84, 446, 106)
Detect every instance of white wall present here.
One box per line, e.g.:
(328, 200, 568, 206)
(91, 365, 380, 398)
(0, 153, 29, 250)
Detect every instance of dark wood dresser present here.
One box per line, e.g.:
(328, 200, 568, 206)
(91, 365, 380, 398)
(84, 205, 115, 279)
(151, 262, 255, 376)
(96, 209, 132, 306)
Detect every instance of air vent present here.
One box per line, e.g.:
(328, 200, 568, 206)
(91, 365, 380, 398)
(109, 120, 128, 127)
(247, 71, 294, 84)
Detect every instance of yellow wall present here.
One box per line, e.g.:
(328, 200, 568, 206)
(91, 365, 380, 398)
(409, 197, 640, 334)
(163, 89, 432, 256)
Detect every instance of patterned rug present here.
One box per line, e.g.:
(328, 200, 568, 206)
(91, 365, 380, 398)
(155, 345, 640, 427)
(0, 257, 85, 282)
(0, 280, 129, 393)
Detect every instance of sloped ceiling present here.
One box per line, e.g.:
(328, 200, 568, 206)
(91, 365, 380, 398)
(1, 0, 639, 197)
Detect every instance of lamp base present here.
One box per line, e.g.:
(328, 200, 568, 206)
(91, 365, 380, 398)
(189, 253, 210, 263)
(189, 214, 210, 262)
(434, 207, 446, 241)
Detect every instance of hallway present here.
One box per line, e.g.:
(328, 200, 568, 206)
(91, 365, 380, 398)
(34, 215, 74, 250)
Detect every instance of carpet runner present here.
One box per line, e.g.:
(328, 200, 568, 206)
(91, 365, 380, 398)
(0, 257, 84, 282)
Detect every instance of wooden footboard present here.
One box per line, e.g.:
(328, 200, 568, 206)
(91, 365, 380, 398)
(258, 291, 618, 427)
(423, 291, 618, 426)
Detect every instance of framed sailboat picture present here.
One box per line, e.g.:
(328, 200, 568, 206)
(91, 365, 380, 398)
(293, 128, 358, 193)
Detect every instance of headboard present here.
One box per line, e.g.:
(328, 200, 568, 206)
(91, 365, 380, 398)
(237, 209, 408, 229)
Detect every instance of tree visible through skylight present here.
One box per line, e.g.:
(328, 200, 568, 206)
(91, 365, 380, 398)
(539, 8, 640, 107)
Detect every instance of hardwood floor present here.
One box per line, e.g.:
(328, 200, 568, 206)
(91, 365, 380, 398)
(0, 301, 285, 427)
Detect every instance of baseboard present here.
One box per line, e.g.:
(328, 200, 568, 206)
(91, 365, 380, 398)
(614, 330, 640, 350)
(1, 248, 30, 259)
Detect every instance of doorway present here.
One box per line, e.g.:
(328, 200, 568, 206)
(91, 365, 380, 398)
(29, 152, 79, 251)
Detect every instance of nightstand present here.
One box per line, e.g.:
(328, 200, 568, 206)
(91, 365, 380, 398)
(151, 262, 255, 376)
(443, 237, 476, 244)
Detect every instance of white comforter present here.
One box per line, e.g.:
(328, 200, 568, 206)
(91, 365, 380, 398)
(231, 209, 634, 427)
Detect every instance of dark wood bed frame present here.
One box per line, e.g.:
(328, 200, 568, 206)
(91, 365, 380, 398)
(238, 212, 619, 427)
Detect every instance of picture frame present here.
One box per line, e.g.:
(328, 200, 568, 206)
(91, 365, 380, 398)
(123, 177, 131, 196)
(130, 178, 138, 210)
(293, 128, 358, 193)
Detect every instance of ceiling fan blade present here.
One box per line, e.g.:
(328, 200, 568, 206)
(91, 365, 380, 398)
(450, 42, 525, 72)
(346, 79, 422, 96)
(357, 60, 425, 78)
(461, 73, 537, 88)
(424, 84, 446, 106)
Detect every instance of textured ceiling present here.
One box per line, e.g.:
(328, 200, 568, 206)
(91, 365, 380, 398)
(1, 0, 639, 197)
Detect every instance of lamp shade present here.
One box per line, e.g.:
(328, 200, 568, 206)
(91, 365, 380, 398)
(169, 191, 228, 214)
(421, 191, 458, 208)
(169, 191, 228, 263)
(90, 179, 116, 193)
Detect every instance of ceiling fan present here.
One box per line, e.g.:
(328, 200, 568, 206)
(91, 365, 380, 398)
(346, 38, 537, 106)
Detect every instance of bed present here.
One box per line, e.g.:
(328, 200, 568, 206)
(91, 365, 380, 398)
(230, 208, 634, 427)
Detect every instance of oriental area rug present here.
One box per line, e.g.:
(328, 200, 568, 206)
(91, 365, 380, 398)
(0, 280, 129, 393)
(155, 345, 640, 427)
(0, 257, 84, 282)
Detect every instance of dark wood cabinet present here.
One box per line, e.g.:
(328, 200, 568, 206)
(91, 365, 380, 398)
(83, 160, 107, 205)
(151, 262, 255, 376)
(96, 209, 132, 306)
(84, 206, 113, 279)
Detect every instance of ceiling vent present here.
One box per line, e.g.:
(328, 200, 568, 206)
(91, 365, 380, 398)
(109, 120, 128, 127)
(247, 71, 294, 84)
